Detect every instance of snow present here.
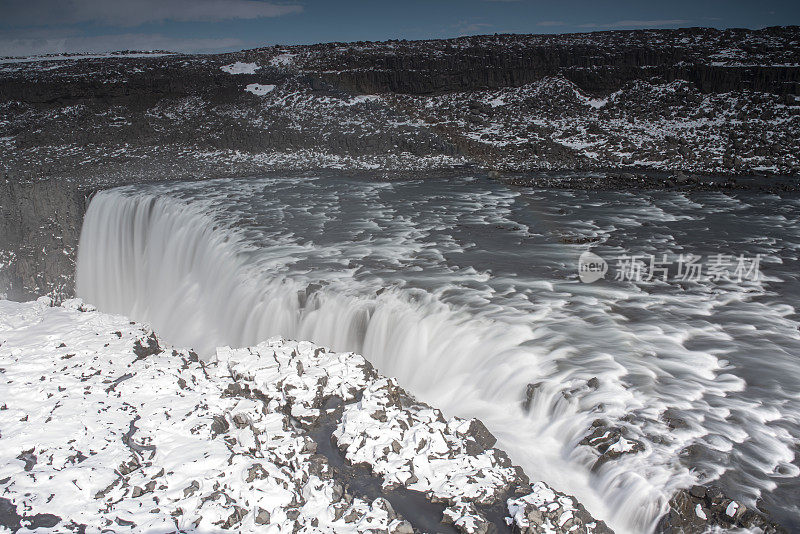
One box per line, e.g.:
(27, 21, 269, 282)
(221, 62, 260, 75)
(607, 437, 638, 454)
(343, 95, 381, 106)
(0, 249, 15, 272)
(695, 503, 708, 520)
(245, 83, 275, 96)
(586, 97, 608, 109)
(270, 53, 296, 67)
(726, 501, 739, 517)
(0, 52, 172, 65)
(571, 85, 608, 108)
(487, 96, 506, 107)
(0, 298, 601, 532)
(0, 299, 410, 532)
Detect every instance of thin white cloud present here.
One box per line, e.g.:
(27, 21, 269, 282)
(2, 0, 302, 27)
(454, 21, 494, 36)
(0, 33, 246, 56)
(578, 19, 692, 29)
(537, 21, 565, 27)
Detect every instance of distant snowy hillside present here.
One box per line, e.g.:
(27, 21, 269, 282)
(0, 27, 798, 182)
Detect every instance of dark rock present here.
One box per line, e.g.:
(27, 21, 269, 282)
(579, 420, 645, 470)
(523, 382, 542, 411)
(458, 419, 497, 455)
(673, 171, 689, 183)
(657, 486, 785, 533)
(132, 333, 161, 361)
(661, 409, 690, 431)
(16, 449, 36, 471)
(0, 497, 61, 533)
(210, 415, 229, 437)
(255, 508, 270, 525)
(232, 414, 250, 428)
(220, 506, 247, 529)
(183, 480, 200, 497)
(26, 513, 60, 529)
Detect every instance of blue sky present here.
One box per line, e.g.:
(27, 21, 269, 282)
(1, 0, 798, 56)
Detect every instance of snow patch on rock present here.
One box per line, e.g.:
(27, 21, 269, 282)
(221, 62, 260, 74)
(245, 83, 276, 96)
(507, 482, 609, 533)
(270, 53, 296, 67)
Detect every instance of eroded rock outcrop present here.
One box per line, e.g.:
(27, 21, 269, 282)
(657, 485, 785, 533)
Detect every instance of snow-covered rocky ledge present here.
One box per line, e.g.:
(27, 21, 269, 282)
(0, 298, 610, 534)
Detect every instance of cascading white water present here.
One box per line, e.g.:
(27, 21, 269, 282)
(76, 179, 800, 533)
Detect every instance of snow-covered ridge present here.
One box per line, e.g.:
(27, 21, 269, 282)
(0, 51, 173, 65)
(0, 298, 610, 533)
(2, 26, 798, 180)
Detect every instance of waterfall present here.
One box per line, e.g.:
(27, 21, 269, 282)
(76, 187, 694, 534)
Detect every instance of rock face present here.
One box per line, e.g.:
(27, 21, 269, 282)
(0, 178, 88, 301)
(309, 27, 800, 96)
(0, 297, 613, 533)
(657, 486, 785, 533)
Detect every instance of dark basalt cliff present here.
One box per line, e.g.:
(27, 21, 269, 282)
(309, 28, 800, 96)
(0, 179, 87, 301)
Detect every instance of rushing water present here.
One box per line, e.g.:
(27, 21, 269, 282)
(75, 174, 800, 533)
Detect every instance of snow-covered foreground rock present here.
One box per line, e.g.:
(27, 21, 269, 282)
(0, 298, 610, 533)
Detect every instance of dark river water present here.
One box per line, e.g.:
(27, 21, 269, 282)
(76, 174, 800, 533)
